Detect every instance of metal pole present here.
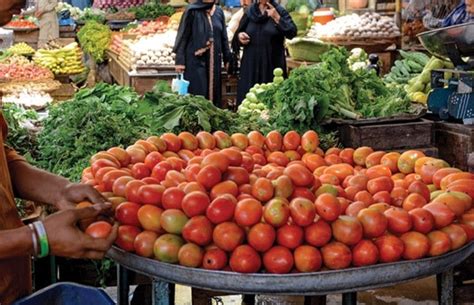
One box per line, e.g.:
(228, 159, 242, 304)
(439, 269, 454, 305)
(342, 292, 357, 305)
(117, 264, 130, 305)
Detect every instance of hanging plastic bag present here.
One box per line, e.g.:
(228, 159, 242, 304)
(171, 74, 190, 95)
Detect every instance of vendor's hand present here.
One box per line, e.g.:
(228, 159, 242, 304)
(238, 32, 250, 45)
(266, 3, 280, 23)
(175, 65, 185, 73)
(44, 203, 118, 259)
(56, 183, 108, 210)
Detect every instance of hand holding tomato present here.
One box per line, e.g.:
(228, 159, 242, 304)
(56, 183, 108, 210)
(44, 203, 118, 260)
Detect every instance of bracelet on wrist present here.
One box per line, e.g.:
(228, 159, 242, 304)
(32, 221, 49, 258)
(28, 223, 39, 257)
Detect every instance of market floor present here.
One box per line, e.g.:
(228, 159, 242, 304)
(105, 276, 446, 304)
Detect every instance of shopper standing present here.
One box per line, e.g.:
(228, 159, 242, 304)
(233, 0, 296, 104)
(173, 0, 231, 107)
(36, 0, 59, 48)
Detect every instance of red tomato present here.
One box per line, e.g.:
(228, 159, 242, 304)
(162, 187, 186, 210)
(144, 151, 165, 170)
(151, 161, 173, 182)
(263, 246, 294, 274)
(251, 177, 274, 202)
(277, 224, 304, 249)
(375, 235, 405, 263)
(223, 166, 250, 185)
(160, 209, 189, 235)
(234, 198, 263, 227)
(184, 163, 201, 182)
(138, 184, 165, 206)
(408, 208, 435, 234)
(263, 197, 290, 228)
(265, 130, 283, 152)
(112, 176, 135, 198)
(85, 221, 112, 239)
(357, 208, 388, 238)
(248, 223, 276, 252)
(206, 194, 237, 224)
(427, 230, 452, 257)
(384, 207, 413, 234)
(134, 231, 158, 258)
(289, 198, 316, 227)
(182, 191, 211, 217)
(331, 216, 363, 246)
(197, 165, 222, 190)
(273, 175, 294, 199)
(153, 234, 185, 263)
(400, 231, 430, 260)
(441, 224, 468, 250)
(229, 245, 262, 273)
(304, 219, 332, 247)
(116, 225, 141, 252)
(202, 152, 230, 173)
(352, 240, 379, 267)
(423, 202, 456, 229)
(210, 180, 239, 200)
(182, 216, 213, 246)
(294, 245, 322, 272)
(212, 222, 245, 252)
(284, 164, 314, 187)
(160, 133, 182, 152)
(178, 243, 204, 268)
(137, 205, 163, 232)
(315, 193, 341, 222)
(116, 202, 141, 227)
(221, 148, 243, 167)
(283, 131, 301, 151)
(321, 241, 352, 270)
(102, 170, 131, 192)
(202, 248, 227, 270)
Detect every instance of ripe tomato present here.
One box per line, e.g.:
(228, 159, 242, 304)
(423, 202, 456, 229)
(182, 191, 211, 217)
(178, 132, 198, 151)
(331, 216, 363, 246)
(146, 136, 167, 152)
(375, 235, 405, 263)
(365, 152, 386, 169)
(263, 246, 294, 274)
(162, 187, 186, 210)
(384, 207, 413, 234)
(315, 193, 341, 222)
(284, 164, 314, 187)
(160, 133, 182, 152)
(302, 220, 330, 248)
(197, 165, 222, 190)
(289, 198, 316, 227)
(367, 176, 394, 195)
(282, 131, 301, 151)
(112, 176, 135, 198)
(273, 175, 294, 199)
(183, 182, 206, 194)
(202, 152, 230, 173)
(182, 216, 213, 246)
(400, 231, 430, 260)
(352, 240, 379, 267)
(267, 151, 290, 167)
(135, 140, 157, 154)
(441, 224, 468, 250)
(248, 223, 276, 252)
(91, 158, 119, 177)
(213, 131, 232, 149)
(144, 151, 165, 170)
(427, 230, 452, 257)
(357, 208, 388, 238)
(126, 146, 147, 164)
(206, 194, 237, 224)
(134, 231, 158, 258)
(301, 130, 319, 153)
(137, 205, 163, 232)
(151, 161, 173, 182)
(196, 131, 217, 149)
(235, 198, 263, 227)
(116, 202, 141, 227)
(230, 245, 261, 273)
(160, 209, 189, 235)
(107, 147, 131, 167)
(265, 130, 283, 152)
(408, 208, 435, 234)
(373, 191, 392, 205)
(210, 180, 239, 200)
(390, 187, 409, 207)
(321, 241, 352, 270)
(251, 177, 274, 202)
(345, 201, 368, 217)
(154, 233, 185, 263)
(276, 224, 304, 249)
(101, 170, 131, 192)
(138, 184, 165, 206)
(263, 197, 290, 228)
(132, 162, 151, 180)
(223, 166, 250, 186)
(294, 245, 322, 272)
(212, 222, 245, 252)
(85, 221, 112, 239)
(354, 190, 374, 206)
(353, 147, 374, 166)
(202, 247, 227, 270)
(116, 225, 141, 252)
(230, 133, 249, 150)
(178, 243, 204, 268)
(289, 187, 315, 202)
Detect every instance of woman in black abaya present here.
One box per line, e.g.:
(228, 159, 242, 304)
(232, 0, 297, 104)
(173, 0, 231, 107)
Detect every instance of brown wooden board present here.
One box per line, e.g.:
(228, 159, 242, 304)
(12, 29, 39, 49)
(337, 119, 434, 150)
(434, 121, 474, 171)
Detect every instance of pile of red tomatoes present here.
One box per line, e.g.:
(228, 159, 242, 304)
(81, 130, 474, 274)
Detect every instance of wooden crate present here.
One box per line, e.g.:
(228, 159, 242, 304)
(337, 119, 435, 151)
(222, 74, 238, 110)
(13, 29, 39, 49)
(434, 121, 474, 171)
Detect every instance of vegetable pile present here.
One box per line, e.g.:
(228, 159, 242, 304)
(8, 43, 35, 56)
(0, 62, 53, 81)
(77, 21, 112, 63)
(81, 130, 474, 274)
(384, 50, 429, 86)
(33, 42, 85, 75)
(128, 3, 175, 20)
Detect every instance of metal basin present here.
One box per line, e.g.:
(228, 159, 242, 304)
(107, 242, 473, 295)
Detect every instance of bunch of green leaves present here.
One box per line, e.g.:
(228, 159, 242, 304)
(36, 83, 146, 181)
(128, 3, 175, 20)
(77, 21, 112, 63)
(78, 8, 106, 24)
(1, 103, 39, 162)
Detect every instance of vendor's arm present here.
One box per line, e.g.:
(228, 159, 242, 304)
(0, 204, 118, 260)
(7, 150, 107, 210)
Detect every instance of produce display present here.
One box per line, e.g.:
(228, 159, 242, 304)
(0, 54, 30, 66)
(77, 8, 107, 24)
(4, 18, 38, 29)
(347, 48, 369, 71)
(56, 2, 82, 20)
(8, 43, 35, 56)
(128, 3, 175, 20)
(384, 50, 430, 87)
(0, 79, 61, 94)
(2, 89, 53, 109)
(106, 11, 136, 21)
(33, 42, 85, 75)
(120, 31, 177, 70)
(77, 21, 112, 63)
(81, 130, 474, 274)
(0, 62, 53, 81)
(308, 12, 400, 40)
(127, 19, 170, 36)
(93, 0, 146, 10)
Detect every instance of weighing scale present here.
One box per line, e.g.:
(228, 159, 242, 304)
(417, 22, 474, 123)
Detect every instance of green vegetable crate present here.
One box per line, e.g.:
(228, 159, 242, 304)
(286, 38, 331, 62)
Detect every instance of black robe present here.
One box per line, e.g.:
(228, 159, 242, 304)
(233, 2, 297, 104)
(174, 6, 231, 107)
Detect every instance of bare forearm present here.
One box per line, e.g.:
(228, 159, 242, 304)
(9, 161, 69, 205)
(0, 226, 33, 259)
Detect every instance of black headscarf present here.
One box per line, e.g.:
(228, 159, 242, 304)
(247, 0, 279, 23)
(173, 0, 214, 56)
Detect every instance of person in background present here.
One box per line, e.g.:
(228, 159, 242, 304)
(227, 0, 252, 41)
(232, 0, 296, 104)
(36, 0, 59, 47)
(173, 0, 231, 107)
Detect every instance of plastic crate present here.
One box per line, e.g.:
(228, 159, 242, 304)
(225, 0, 241, 8)
(13, 283, 115, 305)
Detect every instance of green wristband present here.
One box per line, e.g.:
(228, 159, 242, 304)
(33, 221, 49, 258)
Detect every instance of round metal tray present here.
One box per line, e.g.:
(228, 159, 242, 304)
(108, 242, 473, 295)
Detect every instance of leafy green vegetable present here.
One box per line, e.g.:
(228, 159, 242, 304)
(77, 21, 112, 63)
(128, 3, 175, 20)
